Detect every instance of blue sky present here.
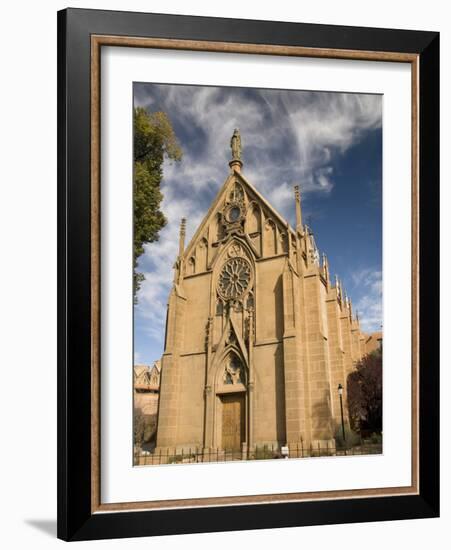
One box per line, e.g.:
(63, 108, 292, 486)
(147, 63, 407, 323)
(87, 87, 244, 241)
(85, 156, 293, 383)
(133, 83, 382, 365)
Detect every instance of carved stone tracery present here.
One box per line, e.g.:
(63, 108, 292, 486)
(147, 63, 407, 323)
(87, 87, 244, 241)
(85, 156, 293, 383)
(218, 257, 251, 300)
(214, 182, 247, 241)
(227, 242, 244, 258)
(223, 353, 245, 385)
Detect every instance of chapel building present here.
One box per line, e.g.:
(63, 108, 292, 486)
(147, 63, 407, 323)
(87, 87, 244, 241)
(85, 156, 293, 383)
(155, 130, 369, 455)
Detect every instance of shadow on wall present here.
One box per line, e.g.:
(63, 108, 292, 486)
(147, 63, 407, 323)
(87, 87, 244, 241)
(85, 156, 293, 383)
(310, 391, 333, 440)
(274, 343, 286, 445)
(274, 275, 284, 342)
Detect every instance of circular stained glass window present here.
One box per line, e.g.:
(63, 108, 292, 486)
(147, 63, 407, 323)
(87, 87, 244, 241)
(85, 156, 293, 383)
(228, 205, 241, 222)
(218, 257, 251, 299)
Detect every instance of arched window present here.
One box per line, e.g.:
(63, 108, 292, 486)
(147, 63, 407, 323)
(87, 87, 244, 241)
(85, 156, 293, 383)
(196, 237, 208, 272)
(246, 203, 261, 235)
(280, 232, 288, 254)
(215, 213, 224, 241)
(216, 299, 224, 316)
(229, 182, 244, 203)
(264, 219, 277, 256)
(187, 257, 195, 275)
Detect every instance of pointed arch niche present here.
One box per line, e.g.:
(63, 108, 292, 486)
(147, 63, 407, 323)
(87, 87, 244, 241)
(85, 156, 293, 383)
(187, 257, 195, 275)
(196, 237, 208, 272)
(246, 202, 262, 255)
(219, 348, 247, 387)
(264, 218, 277, 256)
(246, 202, 261, 234)
(280, 231, 289, 254)
(212, 212, 224, 242)
(229, 181, 245, 204)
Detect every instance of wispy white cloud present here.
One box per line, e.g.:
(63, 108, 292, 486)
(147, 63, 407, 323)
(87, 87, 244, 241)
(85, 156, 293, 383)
(136, 86, 381, 203)
(351, 269, 383, 333)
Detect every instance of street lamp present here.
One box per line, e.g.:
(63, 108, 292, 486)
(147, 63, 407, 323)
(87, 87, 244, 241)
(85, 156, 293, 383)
(337, 384, 346, 444)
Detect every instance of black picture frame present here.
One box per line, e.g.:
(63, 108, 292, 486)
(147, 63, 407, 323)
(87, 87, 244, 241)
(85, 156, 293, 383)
(57, 7, 439, 541)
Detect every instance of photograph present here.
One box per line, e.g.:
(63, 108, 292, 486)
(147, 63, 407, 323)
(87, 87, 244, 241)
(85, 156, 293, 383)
(132, 82, 383, 466)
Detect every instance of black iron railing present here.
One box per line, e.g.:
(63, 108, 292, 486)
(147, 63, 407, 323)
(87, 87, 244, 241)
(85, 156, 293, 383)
(134, 441, 382, 466)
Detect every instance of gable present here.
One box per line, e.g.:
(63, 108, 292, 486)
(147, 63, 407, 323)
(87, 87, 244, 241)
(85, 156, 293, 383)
(183, 169, 296, 273)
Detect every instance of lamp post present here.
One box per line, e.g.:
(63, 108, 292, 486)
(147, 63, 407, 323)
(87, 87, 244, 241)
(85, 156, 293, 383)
(338, 384, 346, 444)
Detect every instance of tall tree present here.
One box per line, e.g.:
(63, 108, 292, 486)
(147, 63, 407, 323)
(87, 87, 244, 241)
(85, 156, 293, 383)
(133, 107, 182, 300)
(347, 349, 383, 435)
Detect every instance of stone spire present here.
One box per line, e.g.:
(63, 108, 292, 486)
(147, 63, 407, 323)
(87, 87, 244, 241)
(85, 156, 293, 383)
(173, 217, 187, 285)
(322, 253, 330, 284)
(229, 128, 243, 173)
(294, 185, 303, 233)
(335, 275, 341, 300)
(286, 221, 293, 261)
(179, 217, 186, 257)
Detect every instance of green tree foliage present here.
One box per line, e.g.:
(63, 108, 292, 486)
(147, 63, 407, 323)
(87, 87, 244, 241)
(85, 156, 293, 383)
(133, 107, 182, 299)
(347, 349, 383, 435)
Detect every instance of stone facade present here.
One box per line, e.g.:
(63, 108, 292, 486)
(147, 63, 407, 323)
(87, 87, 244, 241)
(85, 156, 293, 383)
(155, 132, 374, 455)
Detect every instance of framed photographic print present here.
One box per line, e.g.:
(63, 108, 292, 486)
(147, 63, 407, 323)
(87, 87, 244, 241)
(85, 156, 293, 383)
(57, 8, 439, 541)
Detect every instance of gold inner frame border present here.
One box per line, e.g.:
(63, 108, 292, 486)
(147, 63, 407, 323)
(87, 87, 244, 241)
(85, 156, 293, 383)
(90, 35, 419, 514)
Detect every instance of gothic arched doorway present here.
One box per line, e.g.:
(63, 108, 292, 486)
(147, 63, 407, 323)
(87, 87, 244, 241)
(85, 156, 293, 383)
(214, 350, 248, 451)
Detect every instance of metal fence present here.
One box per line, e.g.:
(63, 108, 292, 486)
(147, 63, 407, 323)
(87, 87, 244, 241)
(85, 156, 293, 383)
(134, 441, 382, 466)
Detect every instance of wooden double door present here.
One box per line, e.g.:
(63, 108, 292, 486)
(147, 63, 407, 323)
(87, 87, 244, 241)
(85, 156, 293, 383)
(221, 393, 245, 450)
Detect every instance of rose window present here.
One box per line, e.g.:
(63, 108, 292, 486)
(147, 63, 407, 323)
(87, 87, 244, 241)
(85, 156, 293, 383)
(218, 257, 251, 299)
